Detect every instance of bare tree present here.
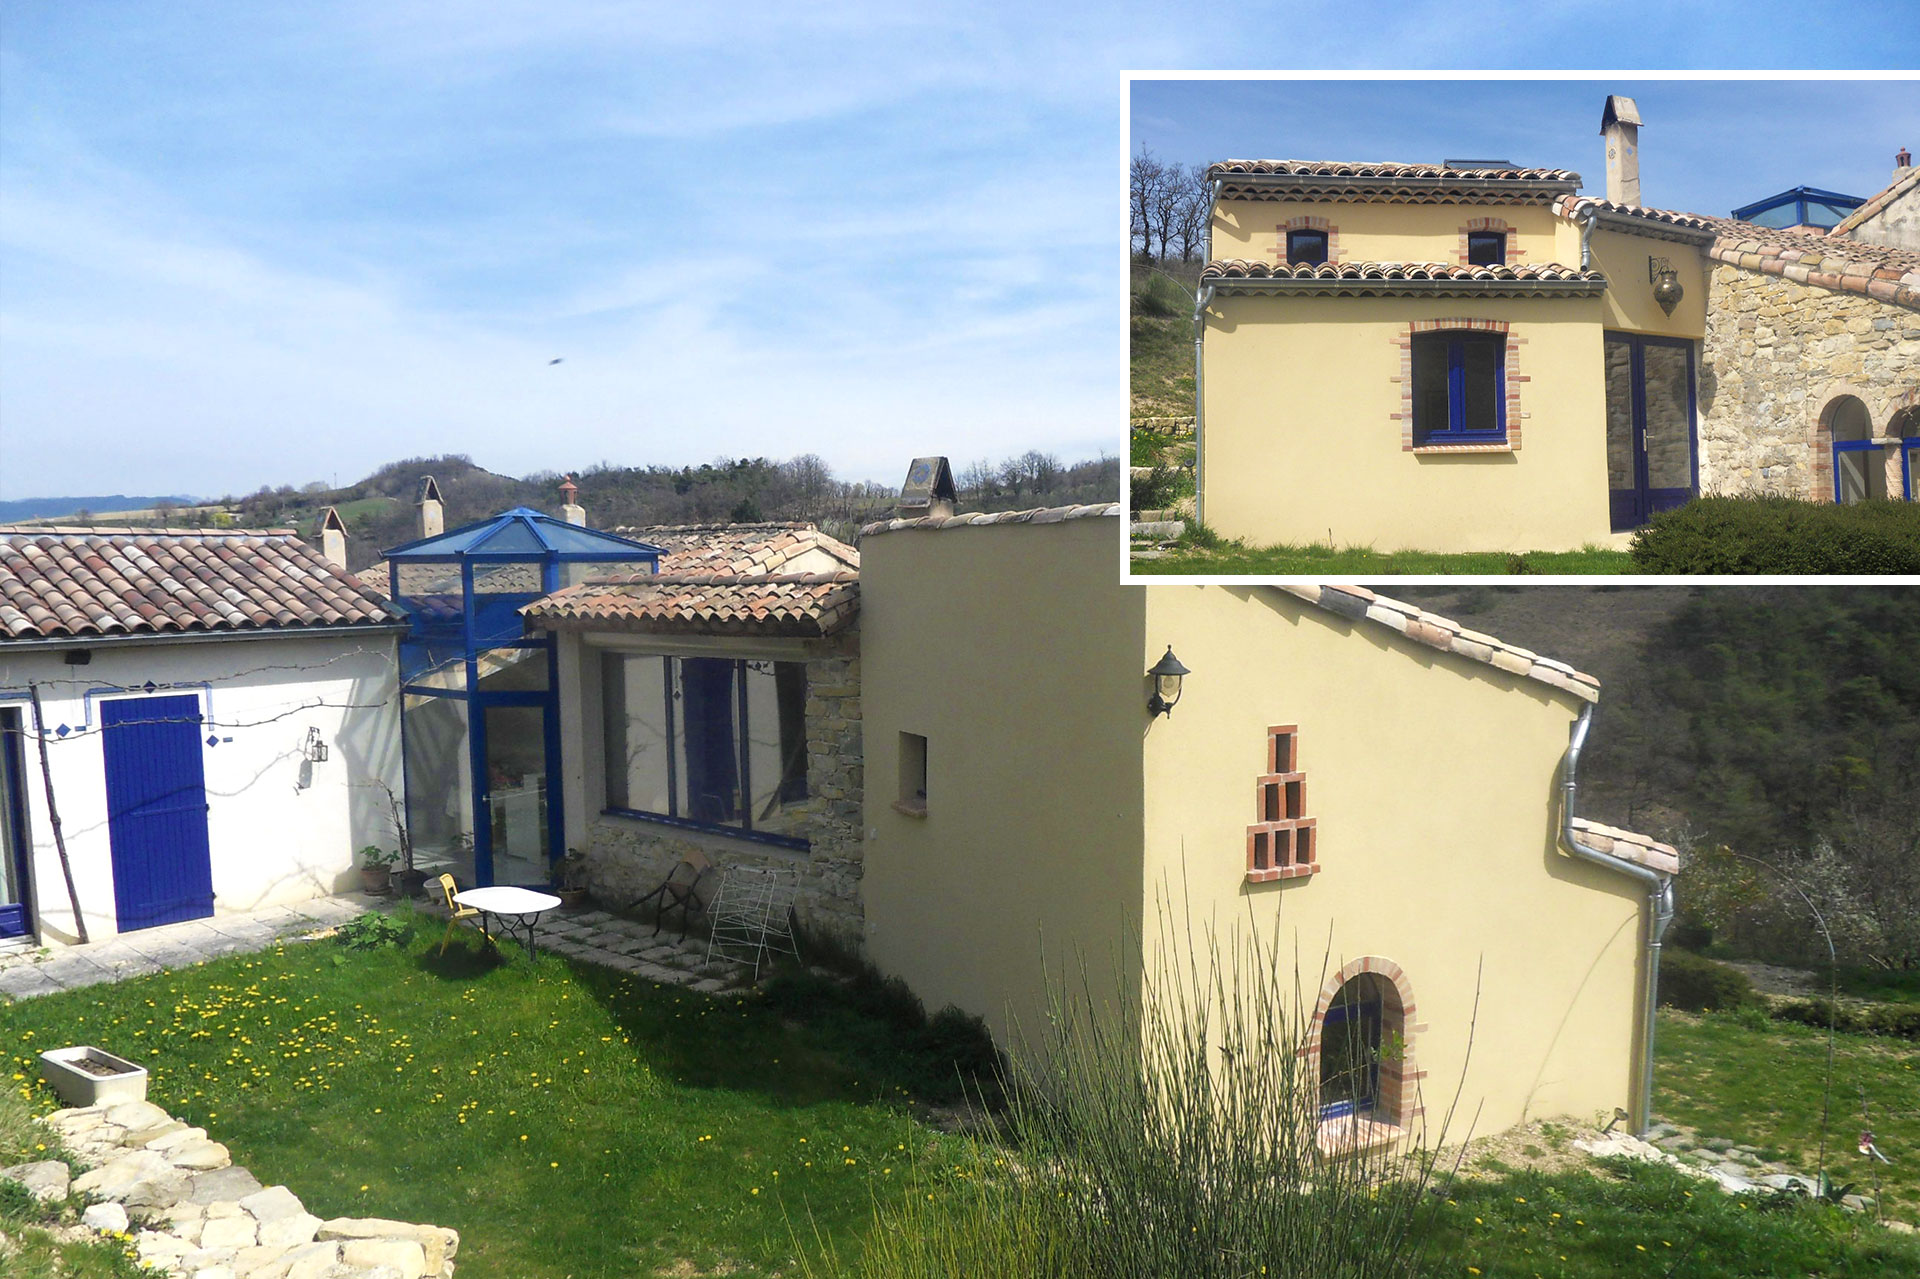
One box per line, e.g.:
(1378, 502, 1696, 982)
(1173, 162, 1211, 262)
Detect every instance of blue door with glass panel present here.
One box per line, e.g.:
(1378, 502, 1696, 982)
(102, 695, 214, 930)
(1606, 333, 1698, 530)
(0, 710, 33, 939)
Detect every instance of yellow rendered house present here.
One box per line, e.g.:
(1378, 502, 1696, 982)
(858, 502, 1678, 1142)
(1191, 100, 1920, 551)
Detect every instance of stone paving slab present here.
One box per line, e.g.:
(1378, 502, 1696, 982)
(0, 893, 385, 1000)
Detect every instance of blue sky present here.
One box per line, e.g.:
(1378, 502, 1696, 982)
(1129, 79, 1920, 222)
(2, 3, 1916, 500)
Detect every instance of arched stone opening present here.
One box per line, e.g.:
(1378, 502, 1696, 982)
(1823, 394, 1887, 502)
(1891, 407, 1920, 501)
(1304, 956, 1426, 1136)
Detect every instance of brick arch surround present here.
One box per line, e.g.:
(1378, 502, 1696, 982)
(1457, 216, 1524, 265)
(1301, 956, 1429, 1130)
(1273, 215, 1343, 264)
(1812, 384, 1881, 502)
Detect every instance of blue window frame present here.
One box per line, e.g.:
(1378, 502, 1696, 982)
(1287, 229, 1328, 266)
(1834, 438, 1891, 504)
(1412, 330, 1505, 445)
(1466, 230, 1506, 266)
(601, 653, 811, 850)
(1319, 986, 1383, 1120)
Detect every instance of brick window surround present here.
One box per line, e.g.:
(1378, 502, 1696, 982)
(1300, 957, 1428, 1139)
(1813, 387, 1909, 503)
(1392, 318, 1527, 454)
(1273, 216, 1342, 265)
(1457, 217, 1523, 266)
(1246, 725, 1317, 882)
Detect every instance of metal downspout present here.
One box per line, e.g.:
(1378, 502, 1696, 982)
(1561, 703, 1675, 1137)
(1192, 179, 1222, 528)
(1579, 209, 1598, 269)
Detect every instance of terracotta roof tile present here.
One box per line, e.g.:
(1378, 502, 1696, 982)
(1209, 160, 1581, 204)
(1202, 259, 1607, 297)
(1212, 159, 1581, 181)
(0, 527, 403, 641)
(1828, 166, 1920, 239)
(1569, 817, 1680, 875)
(1552, 196, 1920, 309)
(860, 503, 1122, 537)
(609, 522, 860, 576)
(523, 572, 859, 637)
(1275, 584, 1601, 704)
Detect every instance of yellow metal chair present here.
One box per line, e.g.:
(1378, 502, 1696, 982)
(438, 874, 491, 954)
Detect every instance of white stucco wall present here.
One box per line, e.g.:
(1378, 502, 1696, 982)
(0, 630, 401, 945)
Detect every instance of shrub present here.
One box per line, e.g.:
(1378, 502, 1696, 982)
(917, 1005, 1004, 1085)
(1659, 949, 1758, 1012)
(1629, 495, 1920, 574)
(1769, 996, 1920, 1040)
(335, 908, 412, 951)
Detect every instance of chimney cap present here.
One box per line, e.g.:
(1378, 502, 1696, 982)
(1899, 146, 1913, 168)
(320, 506, 347, 533)
(559, 475, 579, 500)
(1601, 95, 1642, 133)
(416, 475, 443, 505)
(898, 457, 957, 513)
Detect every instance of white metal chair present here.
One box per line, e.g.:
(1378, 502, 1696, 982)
(704, 866, 801, 980)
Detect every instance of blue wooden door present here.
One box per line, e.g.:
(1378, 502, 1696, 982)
(0, 710, 32, 939)
(1606, 333, 1699, 531)
(102, 695, 214, 930)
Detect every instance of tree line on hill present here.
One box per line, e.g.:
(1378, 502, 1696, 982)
(1131, 149, 1212, 263)
(210, 451, 1117, 569)
(1583, 587, 1920, 971)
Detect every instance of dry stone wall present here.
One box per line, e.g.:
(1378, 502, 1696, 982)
(581, 645, 865, 944)
(1700, 264, 1920, 499)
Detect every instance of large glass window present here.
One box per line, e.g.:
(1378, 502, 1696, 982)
(1412, 330, 1505, 444)
(403, 694, 474, 884)
(1830, 396, 1887, 504)
(602, 653, 810, 845)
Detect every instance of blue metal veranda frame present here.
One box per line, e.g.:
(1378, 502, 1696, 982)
(1607, 332, 1699, 532)
(1905, 438, 1920, 501)
(387, 508, 661, 888)
(1833, 438, 1891, 504)
(1412, 330, 1506, 445)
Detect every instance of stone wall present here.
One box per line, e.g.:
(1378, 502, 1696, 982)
(1699, 264, 1920, 499)
(580, 641, 865, 944)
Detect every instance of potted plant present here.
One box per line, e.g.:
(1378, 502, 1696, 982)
(374, 779, 429, 898)
(358, 844, 399, 895)
(556, 848, 592, 910)
(41, 1046, 148, 1107)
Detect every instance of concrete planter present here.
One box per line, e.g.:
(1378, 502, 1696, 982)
(40, 1046, 149, 1108)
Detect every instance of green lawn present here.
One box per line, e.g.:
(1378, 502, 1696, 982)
(1132, 541, 1639, 575)
(0, 915, 979, 1279)
(1655, 1009, 1920, 1220)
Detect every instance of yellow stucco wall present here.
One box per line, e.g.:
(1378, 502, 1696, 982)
(1213, 201, 1566, 266)
(1138, 586, 1647, 1138)
(1584, 228, 1709, 339)
(859, 514, 1148, 1050)
(1199, 294, 1614, 552)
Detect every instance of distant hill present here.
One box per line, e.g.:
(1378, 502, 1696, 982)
(0, 495, 198, 523)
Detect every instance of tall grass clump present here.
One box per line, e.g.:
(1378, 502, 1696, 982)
(820, 914, 1452, 1278)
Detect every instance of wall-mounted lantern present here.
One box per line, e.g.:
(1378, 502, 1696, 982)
(303, 726, 329, 764)
(1649, 257, 1683, 316)
(1146, 646, 1190, 718)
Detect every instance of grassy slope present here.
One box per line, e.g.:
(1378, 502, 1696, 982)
(1656, 1010, 1920, 1221)
(1129, 263, 1200, 420)
(0, 922, 972, 1279)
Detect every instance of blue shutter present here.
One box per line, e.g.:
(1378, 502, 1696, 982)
(102, 695, 215, 930)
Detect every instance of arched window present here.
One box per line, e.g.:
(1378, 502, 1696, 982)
(1828, 395, 1887, 503)
(1892, 408, 1920, 501)
(1319, 974, 1387, 1119)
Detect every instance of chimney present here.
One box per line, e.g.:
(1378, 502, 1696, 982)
(1896, 146, 1914, 181)
(1601, 94, 1643, 206)
(559, 475, 586, 526)
(415, 475, 444, 539)
(319, 507, 348, 569)
(897, 456, 957, 520)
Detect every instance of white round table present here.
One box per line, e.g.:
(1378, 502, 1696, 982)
(452, 886, 563, 958)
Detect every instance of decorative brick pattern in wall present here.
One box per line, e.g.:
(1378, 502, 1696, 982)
(1699, 263, 1920, 499)
(579, 649, 865, 943)
(1301, 956, 1428, 1132)
(1457, 217, 1523, 266)
(1272, 215, 1342, 264)
(1246, 725, 1317, 882)
(1391, 318, 1527, 453)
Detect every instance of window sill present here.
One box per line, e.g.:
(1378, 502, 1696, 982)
(890, 800, 928, 819)
(597, 807, 810, 853)
(1409, 440, 1515, 454)
(1247, 863, 1318, 884)
(1315, 1114, 1402, 1158)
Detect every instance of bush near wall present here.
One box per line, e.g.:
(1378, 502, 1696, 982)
(1770, 997, 1920, 1042)
(1629, 496, 1920, 574)
(1659, 950, 1759, 1012)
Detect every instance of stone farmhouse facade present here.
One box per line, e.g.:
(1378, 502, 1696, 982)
(1189, 109, 1919, 552)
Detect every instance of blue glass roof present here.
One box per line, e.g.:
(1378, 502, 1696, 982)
(385, 507, 664, 561)
(1731, 185, 1865, 228)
